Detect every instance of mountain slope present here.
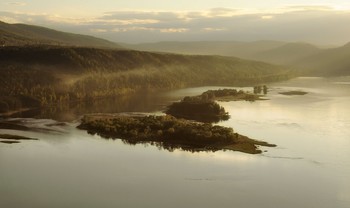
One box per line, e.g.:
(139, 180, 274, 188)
(123, 41, 326, 66)
(294, 42, 350, 76)
(0, 45, 290, 79)
(253, 42, 322, 65)
(123, 40, 286, 59)
(0, 21, 121, 48)
(0, 45, 292, 113)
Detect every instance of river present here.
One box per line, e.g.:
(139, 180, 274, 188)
(1, 77, 349, 208)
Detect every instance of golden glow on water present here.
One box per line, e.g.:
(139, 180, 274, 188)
(1, 77, 350, 208)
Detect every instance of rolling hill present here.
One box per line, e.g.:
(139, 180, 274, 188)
(125, 40, 350, 76)
(0, 21, 121, 48)
(123, 41, 326, 65)
(253, 42, 322, 65)
(123, 40, 286, 59)
(293, 42, 350, 76)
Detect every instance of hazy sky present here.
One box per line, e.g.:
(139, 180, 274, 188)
(1, 0, 350, 45)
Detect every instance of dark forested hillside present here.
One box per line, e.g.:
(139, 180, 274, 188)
(0, 21, 121, 48)
(0, 45, 292, 113)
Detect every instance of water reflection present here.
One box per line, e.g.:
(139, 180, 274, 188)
(1, 77, 350, 208)
(3, 91, 172, 122)
(120, 138, 220, 153)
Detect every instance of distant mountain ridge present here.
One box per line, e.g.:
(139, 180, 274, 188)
(253, 42, 322, 65)
(0, 21, 121, 48)
(294, 42, 350, 76)
(1, 21, 349, 77)
(123, 41, 324, 64)
(122, 40, 287, 59)
(125, 40, 350, 76)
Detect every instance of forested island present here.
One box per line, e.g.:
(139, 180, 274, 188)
(166, 100, 229, 123)
(166, 88, 262, 122)
(78, 114, 276, 154)
(279, 91, 308, 95)
(77, 89, 274, 154)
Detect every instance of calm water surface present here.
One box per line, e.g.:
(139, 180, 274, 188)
(1, 77, 349, 208)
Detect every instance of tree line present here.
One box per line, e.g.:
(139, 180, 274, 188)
(0, 46, 295, 114)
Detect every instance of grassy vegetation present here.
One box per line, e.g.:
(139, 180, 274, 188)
(0, 45, 293, 114)
(78, 114, 275, 154)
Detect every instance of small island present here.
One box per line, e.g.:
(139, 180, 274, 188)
(200, 88, 263, 102)
(78, 114, 275, 154)
(166, 88, 263, 123)
(0, 134, 38, 144)
(279, 90, 308, 95)
(166, 99, 229, 123)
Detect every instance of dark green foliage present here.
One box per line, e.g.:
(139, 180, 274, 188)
(166, 88, 263, 123)
(0, 45, 292, 114)
(0, 95, 41, 113)
(253, 85, 267, 94)
(166, 98, 229, 123)
(0, 101, 9, 113)
(78, 114, 276, 153)
(205, 89, 261, 101)
(78, 115, 236, 151)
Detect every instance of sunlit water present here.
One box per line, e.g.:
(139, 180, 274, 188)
(1, 77, 350, 208)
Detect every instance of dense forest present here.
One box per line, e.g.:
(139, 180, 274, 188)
(0, 45, 293, 114)
(78, 114, 276, 154)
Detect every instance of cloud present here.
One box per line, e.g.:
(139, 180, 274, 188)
(90, 18, 160, 26)
(90, 28, 108, 33)
(110, 27, 188, 33)
(6, 2, 27, 6)
(203, 27, 227, 32)
(160, 28, 188, 33)
(261, 15, 274, 20)
(1, 8, 350, 45)
(283, 5, 334, 11)
(0, 15, 19, 23)
(207, 7, 238, 17)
